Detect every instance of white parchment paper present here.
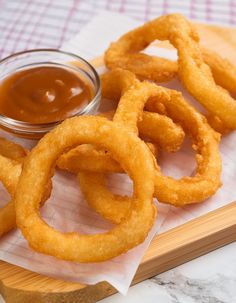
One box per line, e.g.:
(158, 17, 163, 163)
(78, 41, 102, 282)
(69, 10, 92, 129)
(0, 11, 235, 295)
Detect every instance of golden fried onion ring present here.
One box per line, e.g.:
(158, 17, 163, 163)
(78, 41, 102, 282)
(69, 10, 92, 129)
(147, 88, 222, 204)
(79, 79, 165, 224)
(0, 156, 22, 237)
(57, 137, 159, 174)
(105, 14, 236, 130)
(79, 172, 132, 224)
(202, 48, 236, 97)
(57, 70, 184, 174)
(105, 28, 177, 82)
(101, 110, 184, 153)
(15, 116, 156, 262)
(101, 70, 184, 152)
(201, 48, 236, 133)
(0, 139, 51, 237)
(0, 139, 27, 237)
(79, 81, 221, 225)
(0, 137, 28, 162)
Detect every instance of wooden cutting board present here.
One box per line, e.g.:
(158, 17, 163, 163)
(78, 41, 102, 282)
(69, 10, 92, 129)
(0, 23, 236, 303)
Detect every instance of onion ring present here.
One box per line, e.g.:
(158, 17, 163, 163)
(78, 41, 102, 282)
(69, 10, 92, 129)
(57, 70, 184, 174)
(201, 48, 236, 133)
(105, 33, 177, 82)
(0, 139, 51, 237)
(202, 48, 236, 97)
(0, 137, 28, 162)
(79, 83, 221, 225)
(146, 87, 222, 204)
(0, 139, 27, 237)
(79, 80, 165, 224)
(15, 116, 156, 262)
(0, 157, 22, 237)
(175, 22, 236, 130)
(57, 139, 158, 174)
(105, 14, 236, 130)
(101, 110, 184, 152)
(79, 172, 132, 224)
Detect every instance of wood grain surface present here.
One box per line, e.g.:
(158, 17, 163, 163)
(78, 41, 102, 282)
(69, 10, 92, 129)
(0, 23, 236, 303)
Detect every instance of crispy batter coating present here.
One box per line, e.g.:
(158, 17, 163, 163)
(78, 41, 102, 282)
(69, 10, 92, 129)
(147, 87, 222, 205)
(0, 139, 27, 237)
(79, 80, 165, 224)
(0, 137, 28, 162)
(105, 25, 177, 82)
(105, 14, 236, 131)
(0, 139, 51, 237)
(15, 116, 156, 262)
(79, 172, 132, 224)
(102, 110, 184, 153)
(79, 83, 221, 224)
(0, 156, 22, 237)
(202, 48, 236, 96)
(201, 48, 236, 133)
(57, 70, 184, 174)
(176, 32, 236, 129)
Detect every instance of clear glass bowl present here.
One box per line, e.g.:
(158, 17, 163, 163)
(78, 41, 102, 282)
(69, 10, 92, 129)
(0, 49, 101, 138)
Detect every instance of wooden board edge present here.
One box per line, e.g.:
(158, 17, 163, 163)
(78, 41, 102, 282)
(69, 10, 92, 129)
(134, 201, 236, 283)
(0, 280, 116, 303)
(1, 202, 235, 303)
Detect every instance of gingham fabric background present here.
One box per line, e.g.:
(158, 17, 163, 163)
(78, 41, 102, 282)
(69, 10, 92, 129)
(0, 0, 235, 59)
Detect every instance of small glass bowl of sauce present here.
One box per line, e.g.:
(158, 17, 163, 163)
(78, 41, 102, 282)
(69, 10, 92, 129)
(0, 49, 101, 138)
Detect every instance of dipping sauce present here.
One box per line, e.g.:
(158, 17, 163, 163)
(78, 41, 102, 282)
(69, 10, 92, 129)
(0, 66, 94, 123)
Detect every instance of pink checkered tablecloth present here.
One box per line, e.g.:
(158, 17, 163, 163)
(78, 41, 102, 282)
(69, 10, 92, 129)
(0, 0, 235, 59)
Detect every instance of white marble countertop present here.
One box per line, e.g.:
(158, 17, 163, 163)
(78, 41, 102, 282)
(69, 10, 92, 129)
(1, 242, 235, 303)
(99, 242, 236, 303)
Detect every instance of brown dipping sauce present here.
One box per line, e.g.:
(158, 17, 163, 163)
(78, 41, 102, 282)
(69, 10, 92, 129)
(0, 66, 93, 123)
